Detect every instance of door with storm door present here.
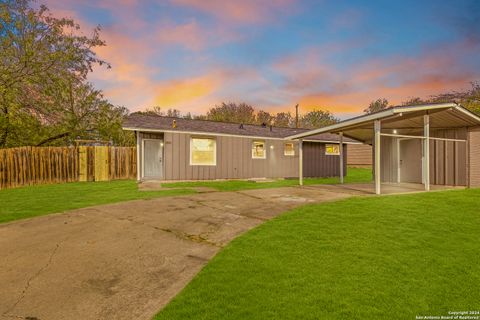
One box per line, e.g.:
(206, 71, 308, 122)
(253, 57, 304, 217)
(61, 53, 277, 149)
(143, 139, 163, 179)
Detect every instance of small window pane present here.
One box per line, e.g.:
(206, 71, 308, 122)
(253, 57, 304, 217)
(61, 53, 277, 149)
(284, 143, 295, 156)
(325, 144, 340, 155)
(252, 140, 266, 159)
(191, 138, 216, 165)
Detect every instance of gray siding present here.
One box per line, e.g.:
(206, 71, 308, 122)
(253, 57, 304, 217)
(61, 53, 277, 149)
(302, 142, 347, 178)
(137, 131, 346, 180)
(163, 132, 299, 180)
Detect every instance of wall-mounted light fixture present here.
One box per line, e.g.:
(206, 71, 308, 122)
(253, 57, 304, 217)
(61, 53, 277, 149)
(270, 145, 274, 149)
(393, 129, 398, 134)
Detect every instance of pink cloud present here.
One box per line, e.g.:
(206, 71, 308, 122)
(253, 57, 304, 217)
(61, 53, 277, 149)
(41, 0, 480, 118)
(169, 0, 296, 24)
(266, 40, 479, 115)
(155, 20, 240, 51)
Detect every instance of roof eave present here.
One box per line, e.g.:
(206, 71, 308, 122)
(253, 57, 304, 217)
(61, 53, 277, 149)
(122, 126, 344, 143)
(284, 102, 480, 140)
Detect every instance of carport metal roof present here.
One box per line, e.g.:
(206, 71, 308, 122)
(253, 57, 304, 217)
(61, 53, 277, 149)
(287, 102, 480, 195)
(285, 103, 480, 143)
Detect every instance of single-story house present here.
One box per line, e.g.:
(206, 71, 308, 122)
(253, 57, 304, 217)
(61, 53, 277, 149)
(286, 102, 480, 194)
(123, 114, 361, 181)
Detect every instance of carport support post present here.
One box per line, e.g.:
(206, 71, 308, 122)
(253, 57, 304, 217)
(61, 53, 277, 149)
(136, 131, 141, 181)
(424, 114, 430, 191)
(374, 120, 381, 195)
(339, 132, 344, 184)
(299, 139, 303, 186)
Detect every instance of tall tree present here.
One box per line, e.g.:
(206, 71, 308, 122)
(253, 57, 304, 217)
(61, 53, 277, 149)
(364, 98, 390, 114)
(165, 108, 181, 117)
(273, 112, 294, 127)
(31, 78, 132, 146)
(400, 82, 480, 115)
(256, 110, 273, 125)
(429, 82, 480, 115)
(0, 0, 132, 147)
(206, 102, 256, 124)
(140, 106, 164, 116)
(402, 97, 427, 106)
(300, 109, 339, 129)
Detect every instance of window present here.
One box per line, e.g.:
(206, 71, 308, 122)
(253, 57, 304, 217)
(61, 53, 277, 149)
(325, 144, 340, 155)
(190, 138, 216, 165)
(252, 140, 266, 159)
(284, 143, 295, 156)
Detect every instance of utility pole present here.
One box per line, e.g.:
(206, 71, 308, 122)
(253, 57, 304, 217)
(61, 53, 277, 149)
(295, 104, 299, 128)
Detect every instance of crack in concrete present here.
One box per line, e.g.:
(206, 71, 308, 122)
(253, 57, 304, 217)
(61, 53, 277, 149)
(233, 191, 266, 200)
(114, 215, 222, 248)
(194, 200, 269, 222)
(2, 241, 62, 319)
(156, 227, 222, 248)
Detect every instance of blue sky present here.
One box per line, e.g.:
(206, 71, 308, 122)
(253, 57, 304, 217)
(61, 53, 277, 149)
(45, 0, 480, 118)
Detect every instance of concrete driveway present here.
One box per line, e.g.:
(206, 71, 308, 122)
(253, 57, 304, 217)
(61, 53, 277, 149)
(0, 186, 355, 320)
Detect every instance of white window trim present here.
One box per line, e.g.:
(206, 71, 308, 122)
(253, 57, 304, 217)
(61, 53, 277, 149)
(284, 142, 295, 156)
(190, 137, 217, 166)
(252, 140, 267, 159)
(325, 144, 340, 156)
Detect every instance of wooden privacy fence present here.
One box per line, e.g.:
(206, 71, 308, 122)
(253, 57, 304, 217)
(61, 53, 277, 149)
(0, 146, 137, 189)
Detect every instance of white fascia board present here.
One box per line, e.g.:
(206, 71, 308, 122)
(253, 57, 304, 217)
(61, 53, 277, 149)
(393, 103, 456, 113)
(453, 106, 480, 124)
(122, 127, 343, 143)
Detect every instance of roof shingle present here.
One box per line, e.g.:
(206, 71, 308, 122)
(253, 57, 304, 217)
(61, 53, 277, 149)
(123, 114, 356, 143)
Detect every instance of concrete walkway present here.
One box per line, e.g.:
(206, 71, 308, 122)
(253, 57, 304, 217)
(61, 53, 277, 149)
(0, 186, 355, 320)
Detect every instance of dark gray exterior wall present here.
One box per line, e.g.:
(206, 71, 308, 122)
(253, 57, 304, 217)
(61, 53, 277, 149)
(138, 131, 345, 180)
(302, 142, 347, 178)
(163, 132, 299, 180)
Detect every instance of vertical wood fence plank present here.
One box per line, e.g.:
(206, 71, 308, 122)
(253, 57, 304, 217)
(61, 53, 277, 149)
(0, 146, 137, 189)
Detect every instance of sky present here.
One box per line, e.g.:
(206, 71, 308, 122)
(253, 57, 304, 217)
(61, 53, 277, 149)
(44, 0, 480, 118)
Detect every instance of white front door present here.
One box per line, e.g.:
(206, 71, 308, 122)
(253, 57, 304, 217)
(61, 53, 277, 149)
(143, 140, 163, 179)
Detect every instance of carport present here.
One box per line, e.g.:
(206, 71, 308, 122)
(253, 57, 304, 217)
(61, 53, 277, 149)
(287, 103, 480, 194)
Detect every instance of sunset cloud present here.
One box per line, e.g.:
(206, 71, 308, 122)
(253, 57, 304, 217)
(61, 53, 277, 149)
(153, 75, 219, 108)
(169, 0, 295, 24)
(41, 0, 480, 118)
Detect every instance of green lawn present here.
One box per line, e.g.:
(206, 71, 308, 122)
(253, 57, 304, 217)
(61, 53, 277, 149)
(162, 167, 372, 191)
(0, 180, 194, 224)
(0, 168, 371, 224)
(156, 189, 480, 320)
